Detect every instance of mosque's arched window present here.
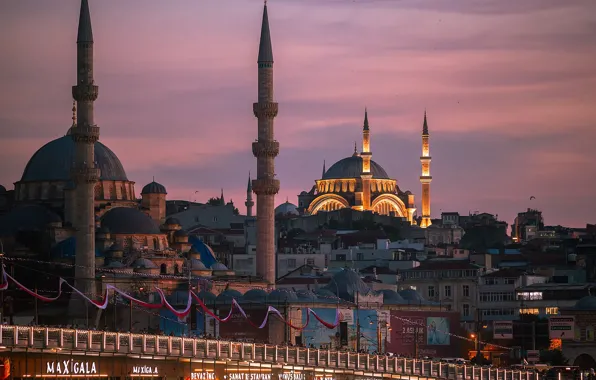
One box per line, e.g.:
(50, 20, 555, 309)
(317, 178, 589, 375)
(160, 263, 167, 275)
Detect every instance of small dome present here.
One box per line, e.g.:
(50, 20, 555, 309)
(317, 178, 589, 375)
(110, 242, 124, 251)
(381, 289, 406, 304)
(323, 268, 371, 301)
(141, 181, 167, 195)
(575, 296, 596, 310)
(315, 289, 337, 300)
(323, 156, 389, 180)
(211, 262, 228, 271)
(174, 230, 188, 237)
(216, 289, 243, 304)
(165, 217, 181, 226)
(295, 290, 318, 302)
(131, 258, 158, 269)
(189, 258, 207, 270)
(267, 289, 298, 303)
(243, 289, 268, 302)
(275, 201, 299, 216)
(103, 261, 125, 268)
(399, 288, 425, 302)
(101, 207, 161, 235)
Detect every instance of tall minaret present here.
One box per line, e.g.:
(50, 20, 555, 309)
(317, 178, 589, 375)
(251, 1, 279, 285)
(245, 172, 254, 217)
(71, 0, 100, 295)
(360, 108, 372, 210)
(419, 111, 432, 228)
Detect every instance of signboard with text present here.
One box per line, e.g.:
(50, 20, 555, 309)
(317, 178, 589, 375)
(493, 321, 513, 339)
(548, 316, 575, 340)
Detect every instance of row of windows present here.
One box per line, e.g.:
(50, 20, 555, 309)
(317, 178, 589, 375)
(405, 269, 479, 279)
(483, 277, 516, 285)
(428, 285, 470, 298)
(480, 292, 515, 302)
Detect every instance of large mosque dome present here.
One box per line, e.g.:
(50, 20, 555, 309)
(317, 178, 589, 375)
(14, 128, 137, 208)
(323, 156, 389, 180)
(21, 133, 128, 182)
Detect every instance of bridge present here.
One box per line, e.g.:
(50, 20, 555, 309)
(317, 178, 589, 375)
(0, 325, 538, 380)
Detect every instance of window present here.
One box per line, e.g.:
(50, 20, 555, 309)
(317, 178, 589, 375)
(463, 285, 470, 297)
(444, 285, 452, 298)
(428, 286, 435, 298)
(306, 258, 315, 266)
(504, 278, 516, 285)
(212, 216, 218, 222)
(287, 259, 296, 268)
(357, 252, 364, 260)
(463, 304, 470, 317)
(586, 327, 595, 341)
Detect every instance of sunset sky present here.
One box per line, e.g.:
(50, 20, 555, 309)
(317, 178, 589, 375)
(1, 0, 595, 228)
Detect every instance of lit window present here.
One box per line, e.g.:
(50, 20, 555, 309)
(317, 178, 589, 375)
(546, 307, 559, 315)
(519, 308, 540, 315)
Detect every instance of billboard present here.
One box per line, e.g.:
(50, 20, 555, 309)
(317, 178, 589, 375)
(218, 307, 269, 341)
(548, 316, 575, 340)
(387, 310, 460, 357)
(493, 321, 514, 339)
(301, 308, 390, 352)
(301, 308, 339, 349)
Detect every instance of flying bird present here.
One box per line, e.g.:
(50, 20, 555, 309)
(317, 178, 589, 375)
(530, 196, 536, 200)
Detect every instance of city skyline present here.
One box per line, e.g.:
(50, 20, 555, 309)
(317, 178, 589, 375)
(1, 0, 595, 227)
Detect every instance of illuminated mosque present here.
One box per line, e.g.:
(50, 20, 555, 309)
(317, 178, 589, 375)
(297, 110, 433, 228)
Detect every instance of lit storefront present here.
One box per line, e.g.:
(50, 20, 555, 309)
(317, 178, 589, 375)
(5, 354, 392, 380)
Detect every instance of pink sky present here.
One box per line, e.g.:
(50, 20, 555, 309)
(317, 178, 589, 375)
(1, 0, 595, 228)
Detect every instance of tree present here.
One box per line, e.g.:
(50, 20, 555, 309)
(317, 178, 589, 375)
(207, 197, 221, 206)
(540, 349, 568, 366)
(459, 225, 508, 251)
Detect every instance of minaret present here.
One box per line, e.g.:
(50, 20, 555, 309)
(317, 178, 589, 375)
(245, 172, 254, 217)
(71, 0, 100, 295)
(322, 160, 326, 178)
(251, 1, 279, 285)
(220, 188, 225, 205)
(360, 108, 372, 210)
(419, 111, 432, 228)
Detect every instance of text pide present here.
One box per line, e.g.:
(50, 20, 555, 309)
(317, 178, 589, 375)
(46, 360, 98, 375)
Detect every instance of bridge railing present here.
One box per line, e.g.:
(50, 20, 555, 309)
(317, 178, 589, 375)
(0, 325, 538, 380)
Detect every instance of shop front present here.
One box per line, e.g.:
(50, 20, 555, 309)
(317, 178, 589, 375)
(7, 353, 202, 380)
(5, 354, 353, 380)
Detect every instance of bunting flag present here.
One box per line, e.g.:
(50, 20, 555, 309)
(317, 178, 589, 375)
(0, 269, 340, 330)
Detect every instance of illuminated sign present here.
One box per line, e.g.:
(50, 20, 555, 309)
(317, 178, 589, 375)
(132, 366, 159, 375)
(46, 360, 97, 375)
(192, 373, 216, 380)
(228, 374, 271, 380)
(279, 374, 304, 380)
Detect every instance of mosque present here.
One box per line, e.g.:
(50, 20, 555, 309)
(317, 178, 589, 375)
(295, 110, 433, 228)
(0, 1, 232, 285)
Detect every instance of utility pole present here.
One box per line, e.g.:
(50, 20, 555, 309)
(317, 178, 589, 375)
(356, 291, 361, 352)
(475, 307, 482, 359)
(531, 321, 536, 351)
